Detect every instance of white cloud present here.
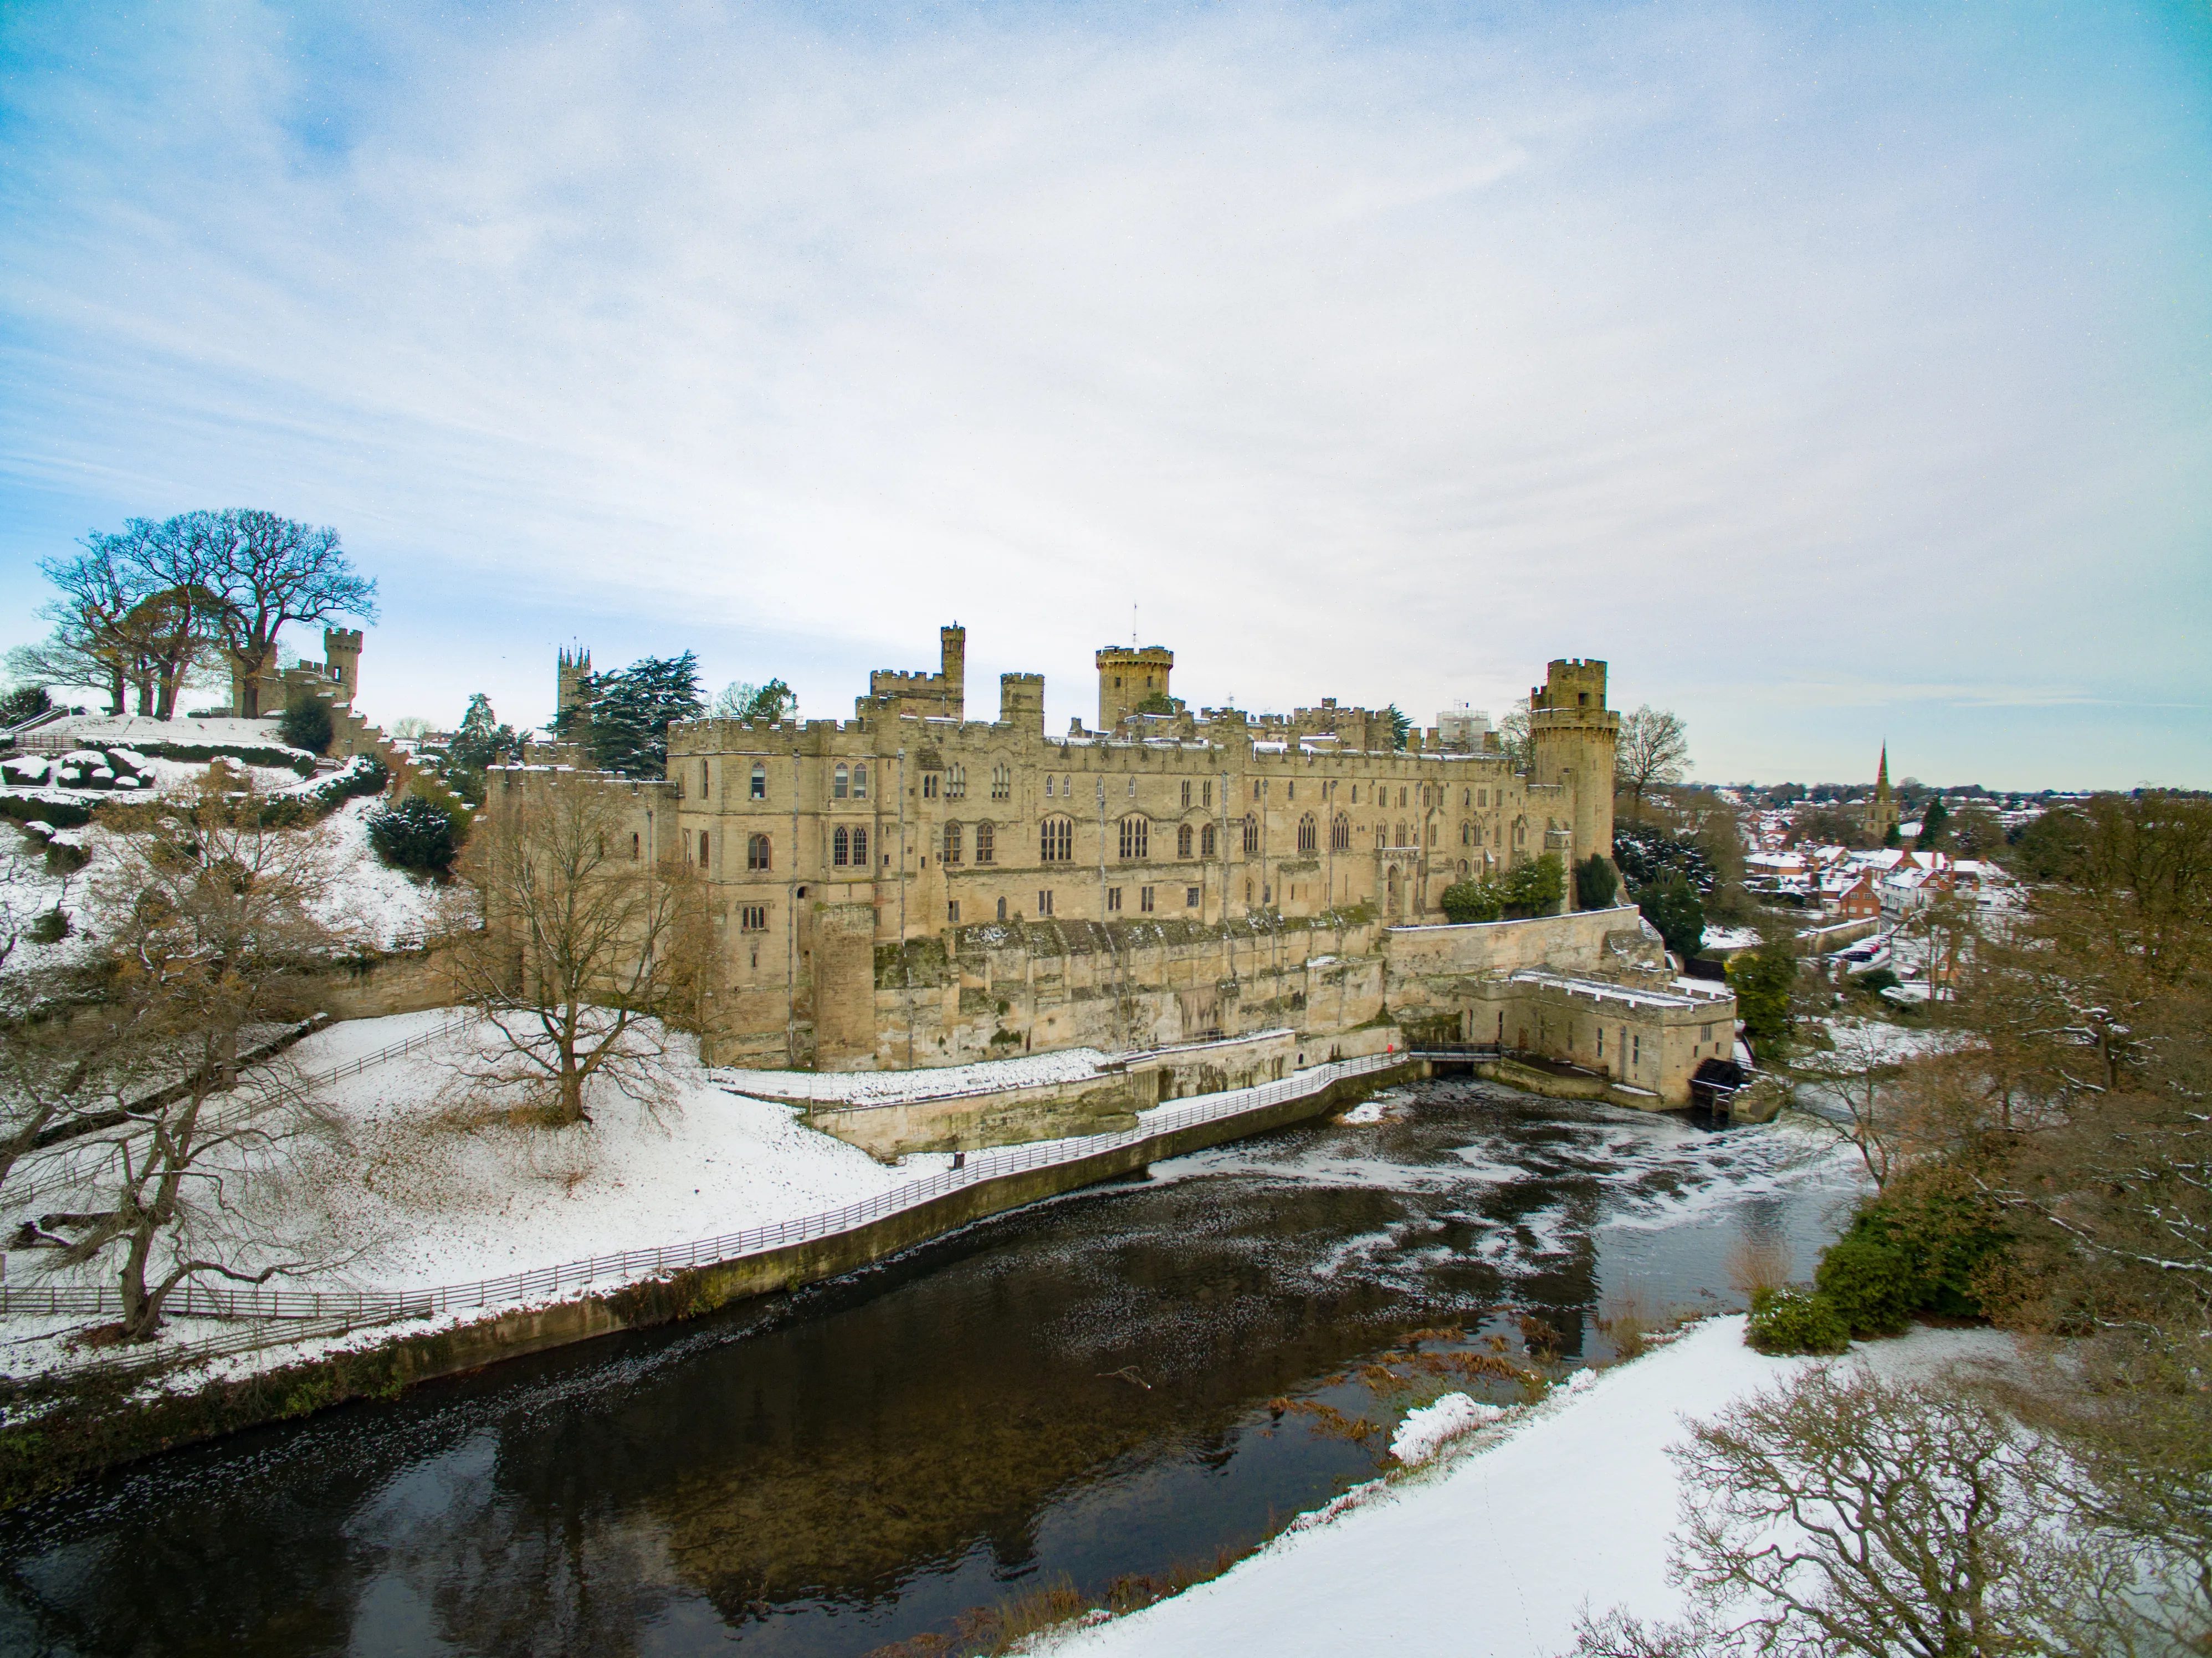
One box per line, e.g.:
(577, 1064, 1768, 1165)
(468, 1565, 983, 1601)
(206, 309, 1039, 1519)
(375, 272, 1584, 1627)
(1, 1, 2206, 786)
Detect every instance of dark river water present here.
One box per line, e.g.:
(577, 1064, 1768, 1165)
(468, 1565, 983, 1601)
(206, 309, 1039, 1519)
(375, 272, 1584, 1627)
(0, 1079, 1860, 1657)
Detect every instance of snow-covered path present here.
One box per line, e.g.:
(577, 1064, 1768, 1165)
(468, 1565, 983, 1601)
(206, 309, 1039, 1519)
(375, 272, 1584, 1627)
(1046, 1317, 2018, 1658)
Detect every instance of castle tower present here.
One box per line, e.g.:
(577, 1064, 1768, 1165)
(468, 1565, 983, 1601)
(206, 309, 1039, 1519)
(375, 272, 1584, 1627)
(1863, 746, 1900, 843)
(1095, 644, 1174, 730)
(1527, 658, 1621, 882)
(322, 628, 362, 706)
(557, 644, 592, 735)
(1000, 672, 1046, 734)
(939, 625, 966, 714)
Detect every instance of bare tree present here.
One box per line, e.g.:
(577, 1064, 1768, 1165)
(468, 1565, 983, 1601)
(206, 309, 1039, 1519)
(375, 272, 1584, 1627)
(34, 776, 345, 1339)
(1785, 1019, 1915, 1190)
(196, 509, 378, 717)
(1499, 696, 1532, 771)
(1615, 705, 1692, 821)
(1573, 1370, 2141, 1658)
(448, 775, 704, 1126)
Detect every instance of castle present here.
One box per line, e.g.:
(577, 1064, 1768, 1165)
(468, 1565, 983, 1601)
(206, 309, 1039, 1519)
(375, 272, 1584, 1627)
(499, 625, 1739, 1104)
(224, 627, 363, 720)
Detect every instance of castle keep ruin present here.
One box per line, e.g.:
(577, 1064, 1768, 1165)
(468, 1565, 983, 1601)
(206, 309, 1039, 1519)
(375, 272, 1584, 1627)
(493, 626, 1736, 1102)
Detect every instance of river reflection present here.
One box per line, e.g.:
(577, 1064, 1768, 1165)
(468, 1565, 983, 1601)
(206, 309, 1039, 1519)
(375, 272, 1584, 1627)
(0, 1079, 1858, 1657)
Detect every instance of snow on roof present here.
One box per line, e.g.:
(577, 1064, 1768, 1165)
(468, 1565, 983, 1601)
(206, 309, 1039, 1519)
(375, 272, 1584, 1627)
(1508, 969, 1731, 1010)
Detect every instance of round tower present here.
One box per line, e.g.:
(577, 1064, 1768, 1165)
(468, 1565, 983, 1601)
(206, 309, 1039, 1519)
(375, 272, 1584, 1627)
(1095, 644, 1174, 730)
(1527, 658, 1620, 881)
(322, 627, 363, 705)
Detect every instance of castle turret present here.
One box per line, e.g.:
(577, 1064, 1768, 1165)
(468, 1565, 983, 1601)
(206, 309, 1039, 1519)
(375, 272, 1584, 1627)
(1528, 658, 1620, 879)
(1095, 644, 1174, 730)
(322, 628, 362, 706)
(999, 672, 1045, 734)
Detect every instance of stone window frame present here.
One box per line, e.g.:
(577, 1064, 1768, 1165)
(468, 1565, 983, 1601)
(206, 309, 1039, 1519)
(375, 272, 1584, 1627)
(739, 903, 768, 932)
(746, 833, 771, 871)
(1041, 816, 1074, 863)
(1201, 822, 1217, 857)
(975, 821, 996, 864)
(991, 763, 1011, 801)
(1242, 814, 1259, 854)
(1118, 816, 1149, 861)
(1331, 815, 1350, 852)
(833, 763, 849, 801)
(943, 822, 963, 864)
(1176, 822, 1194, 858)
(750, 763, 767, 800)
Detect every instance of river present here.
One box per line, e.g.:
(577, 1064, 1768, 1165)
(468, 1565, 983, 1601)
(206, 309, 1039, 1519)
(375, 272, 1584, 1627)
(0, 1077, 1860, 1657)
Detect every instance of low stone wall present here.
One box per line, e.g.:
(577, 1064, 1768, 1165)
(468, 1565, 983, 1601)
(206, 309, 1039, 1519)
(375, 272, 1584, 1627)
(313, 948, 456, 1020)
(797, 1027, 1382, 1159)
(803, 1072, 1153, 1160)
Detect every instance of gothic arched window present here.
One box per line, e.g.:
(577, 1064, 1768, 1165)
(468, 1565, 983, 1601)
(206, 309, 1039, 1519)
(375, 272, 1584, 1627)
(1201, 822, 1217, 857)
(942, 822, 962, 865)
(1118, 817, 1149, 860)
(1297, 814, 1317, 853)
(1041, 817, 1073, 862)
(1242, 815, 1259, 854)
(1332, 815, 1350, 851)
(975, 821, 995, 864)
(832, 826, 850, 866)
(852, 763, 869, 800)
(832, 764, 848, 800)
(1177, 823, 1194, 858)
(751, 763, 766, 800)
(747, 834, 771, 871)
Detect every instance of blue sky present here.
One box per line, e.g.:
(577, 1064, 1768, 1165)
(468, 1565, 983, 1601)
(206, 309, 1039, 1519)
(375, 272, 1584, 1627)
(3, 1, 2206, 788)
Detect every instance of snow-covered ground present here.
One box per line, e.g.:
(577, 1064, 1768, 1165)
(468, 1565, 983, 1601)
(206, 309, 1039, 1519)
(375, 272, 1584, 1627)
(25, 714, 308, 752)
(1046, 1317, 2021, 1658)
(1, 794, 443, 983)
(8, 1012, 908, 1301)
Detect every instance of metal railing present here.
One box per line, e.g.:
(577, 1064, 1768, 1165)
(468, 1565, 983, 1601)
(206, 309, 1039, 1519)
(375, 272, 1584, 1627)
(1, 1049, 1410, 1327)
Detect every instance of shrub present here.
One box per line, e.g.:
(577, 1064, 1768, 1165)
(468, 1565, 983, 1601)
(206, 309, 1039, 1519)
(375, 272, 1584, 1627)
(1850, 965, 1901, 995)
(1, 685, 52, 726)
(1815, 1233, 1918, 1337)
(1440, 879, 1503, 924)
(278, 698, 334, 756)
(367, 792, 459, 873)
(1574, 853, 1619, 910)
(1745, 1287, 1850, 1355)
(1842, 1166, 2009, 1320)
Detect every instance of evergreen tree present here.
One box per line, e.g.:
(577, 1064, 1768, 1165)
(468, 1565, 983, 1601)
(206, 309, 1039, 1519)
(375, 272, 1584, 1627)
(1638, 873, 1705, 958)
(443, 693, 520, 802)
(1384, 704, 1412, 750)
(582, 652, 704, 776)
(367, 792, 461, 874)
(1574, 853, 1619, 910)
(277, 697, 332, 755)
(1917, 796, 1951, 850)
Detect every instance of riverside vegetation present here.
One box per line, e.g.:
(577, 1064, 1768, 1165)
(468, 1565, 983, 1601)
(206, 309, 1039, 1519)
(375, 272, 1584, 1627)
(1578, 790, 2212, 1657)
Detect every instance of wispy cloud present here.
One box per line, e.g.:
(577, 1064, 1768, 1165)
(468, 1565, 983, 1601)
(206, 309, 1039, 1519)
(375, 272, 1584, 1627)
(1, 1, 2206, 786)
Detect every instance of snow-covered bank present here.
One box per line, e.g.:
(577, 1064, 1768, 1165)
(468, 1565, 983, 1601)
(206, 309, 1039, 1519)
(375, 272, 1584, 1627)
(0, 1011, 919, 1389)
(1046, 1318, 2019, 1658)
